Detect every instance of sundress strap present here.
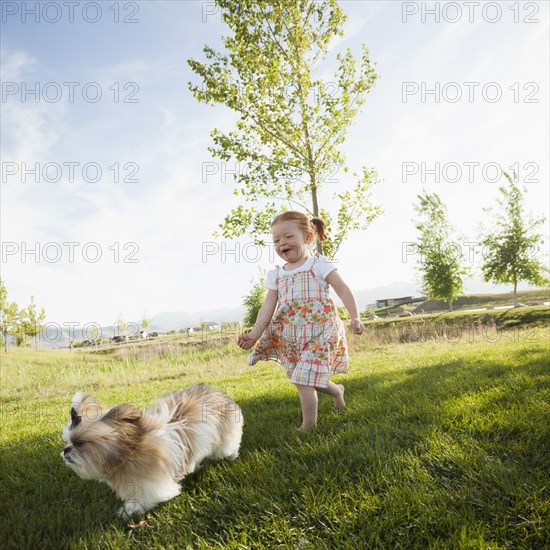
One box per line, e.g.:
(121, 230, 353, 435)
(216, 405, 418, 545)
(275, 266, 317, 285)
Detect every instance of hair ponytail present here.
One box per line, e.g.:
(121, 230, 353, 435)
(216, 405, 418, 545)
(310, 217, 328, 242)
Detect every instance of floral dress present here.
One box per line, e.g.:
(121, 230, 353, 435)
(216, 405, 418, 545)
(247, 262, 349, 388)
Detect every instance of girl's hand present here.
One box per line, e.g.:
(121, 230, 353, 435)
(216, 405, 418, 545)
(238, 332, 258, 350)
(350, 318, 364, 335)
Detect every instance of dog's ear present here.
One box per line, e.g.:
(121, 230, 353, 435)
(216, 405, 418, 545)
(103, 403, 141, 424)
(70, 392, 101, 426)
(70, 405, 81, 428)
(71, 391, 92, 412)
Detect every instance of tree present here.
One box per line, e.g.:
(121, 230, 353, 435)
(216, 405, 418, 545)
(243, 270, 267, 328)
(337, 306, 349, 320)
(0, 278, 7, 351)
(142, 312, 151, 332)
(15, 325, 29, 348)
(188, 0, 381, 257)
(414, 191, 469, 311)
(116, 313, 126, 338)
(0, 279, 21, 352)
(480, 172, 549, 306)
(89, 324, 100, 347)
(23, 296, 46, 350)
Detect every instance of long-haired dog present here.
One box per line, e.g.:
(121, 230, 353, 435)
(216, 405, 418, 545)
(61, 385, 243, 517)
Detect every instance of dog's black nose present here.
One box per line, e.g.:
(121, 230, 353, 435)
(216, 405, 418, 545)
(63, 446, 73, 454)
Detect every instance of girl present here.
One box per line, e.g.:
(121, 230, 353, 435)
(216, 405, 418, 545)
(238, 211, 364, 430)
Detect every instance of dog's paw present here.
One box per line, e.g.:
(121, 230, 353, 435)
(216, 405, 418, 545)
(118, 501, 146, 520)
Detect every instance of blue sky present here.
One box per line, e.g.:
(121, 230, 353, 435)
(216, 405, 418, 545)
(1, 0, 549, 326)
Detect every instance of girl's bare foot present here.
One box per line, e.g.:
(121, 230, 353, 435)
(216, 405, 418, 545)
(298, 423, 317, 432)
(334, 384, 346, 410)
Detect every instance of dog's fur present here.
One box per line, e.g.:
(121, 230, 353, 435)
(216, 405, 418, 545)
(61, 385, 243, 517)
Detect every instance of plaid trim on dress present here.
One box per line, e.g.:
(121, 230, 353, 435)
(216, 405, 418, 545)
(247, 265, 349, 388)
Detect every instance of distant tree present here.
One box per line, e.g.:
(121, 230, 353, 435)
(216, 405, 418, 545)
(15, 328, 29, 348)
(188, 0, 381, 257)
(141, 312, 151, 332)
(480, 172, 549, 306)
(0, 279, 21, 352)
(337, 306, 349, 320)
(0, 279, 5, 312)
(89, 324, 100, 347)
(23, 296, 46, 350)
(414, 191, 469, 311)
(116, 313, 125, 338)
(243, 270, 267, 328)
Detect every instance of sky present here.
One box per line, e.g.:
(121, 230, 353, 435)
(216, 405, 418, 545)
(1, 0, 549, 328)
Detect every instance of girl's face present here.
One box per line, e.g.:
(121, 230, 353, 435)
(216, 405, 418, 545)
(272, 220, 312, 263)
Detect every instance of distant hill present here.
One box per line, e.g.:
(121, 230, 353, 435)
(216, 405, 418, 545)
(149, 307, 245, 332)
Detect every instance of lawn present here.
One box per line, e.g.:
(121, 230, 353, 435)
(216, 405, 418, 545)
(1, 328, 549, 549)
(413, 289, 550, 313)
(363, 305, 550, 343)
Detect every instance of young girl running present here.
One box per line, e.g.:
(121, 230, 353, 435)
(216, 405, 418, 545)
(238, 211, 364, 430)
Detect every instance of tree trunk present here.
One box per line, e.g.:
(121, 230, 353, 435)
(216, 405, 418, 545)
(311, 182, 319, 217)
(448, 299, 453, 312)
(305, 121, 322, 255)
(513, 279, 517, 307)
(294, 40, 322, 257)
(310, 183, 323, 255)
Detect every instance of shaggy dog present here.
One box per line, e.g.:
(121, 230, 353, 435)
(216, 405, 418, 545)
(61, 385, 243, 517)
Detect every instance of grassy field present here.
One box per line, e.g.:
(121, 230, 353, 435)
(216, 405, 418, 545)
(362, 305, 550, 346)
(369, 289, 549, 318)
(413, 289, 550, 314)
(1, 325, 549, 549)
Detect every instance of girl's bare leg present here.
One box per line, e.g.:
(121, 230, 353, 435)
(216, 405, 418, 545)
(315, 381, 346, 410)
(295, 384, 318, 429)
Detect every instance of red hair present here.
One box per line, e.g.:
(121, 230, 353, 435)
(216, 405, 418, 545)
(271, 211, 328, 242)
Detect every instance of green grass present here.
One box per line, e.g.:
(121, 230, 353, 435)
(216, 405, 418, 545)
(1, 330, 549, 549)
(365, 305, 550, 330)
(370, 289, 549, 317)
(413, 288, 550, 313)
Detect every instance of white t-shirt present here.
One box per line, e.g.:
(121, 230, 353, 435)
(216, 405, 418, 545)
(265, 255, 338, 290)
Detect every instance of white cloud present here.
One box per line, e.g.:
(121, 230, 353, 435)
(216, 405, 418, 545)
(1, 50, 65, 162)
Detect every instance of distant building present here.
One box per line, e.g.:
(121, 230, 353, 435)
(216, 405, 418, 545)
(376, 296, 427, 308)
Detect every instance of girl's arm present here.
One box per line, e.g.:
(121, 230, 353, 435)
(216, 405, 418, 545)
(238, 289, 278, 349)
(325, 270, 365, 335)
